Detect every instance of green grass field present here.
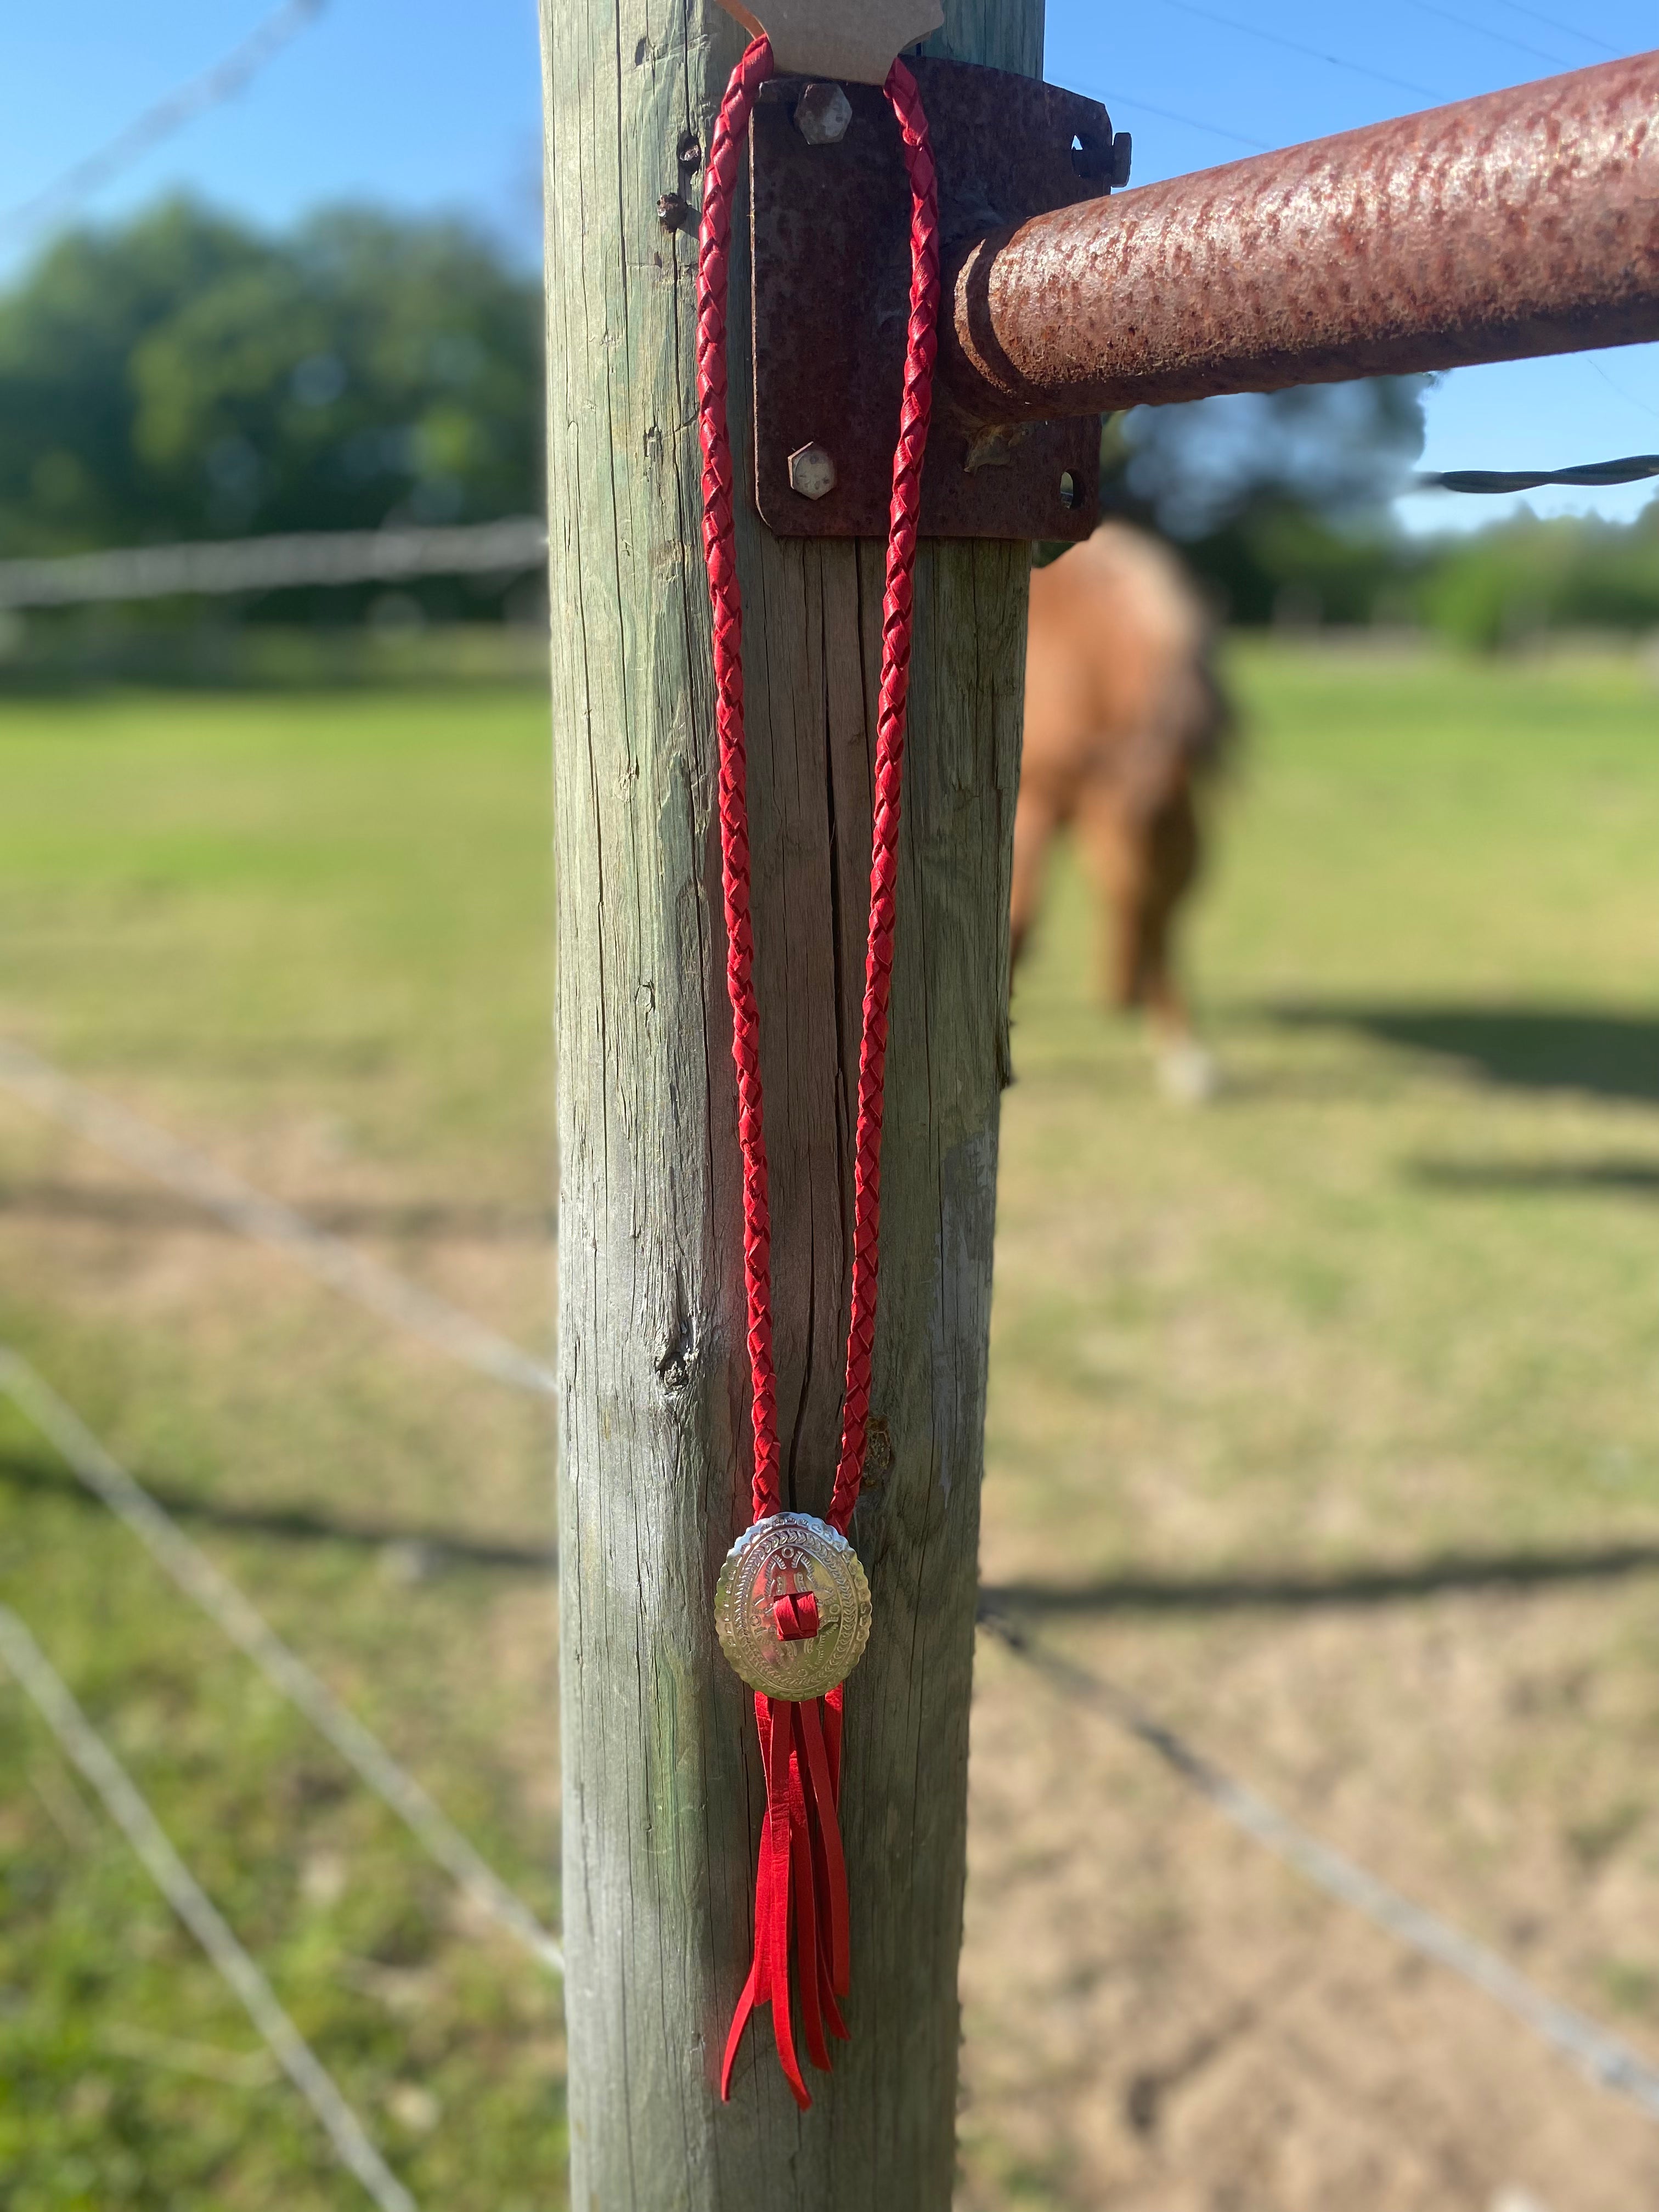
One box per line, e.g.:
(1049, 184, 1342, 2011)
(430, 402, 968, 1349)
(0, 682, 562, 2210)
(998, 642, 1659, 1584)
(2, 639, 1657, 2209)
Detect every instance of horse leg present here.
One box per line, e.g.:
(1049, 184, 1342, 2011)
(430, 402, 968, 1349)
(1009, 780, 1065, 972)
(1139, 783, 1218, 1101)
(1071, 786, 1143, 1011)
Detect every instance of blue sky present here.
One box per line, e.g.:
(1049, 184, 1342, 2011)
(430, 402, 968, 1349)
(2, 0, 1655, 534)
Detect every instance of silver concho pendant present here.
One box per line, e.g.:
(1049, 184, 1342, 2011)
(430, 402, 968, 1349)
(714, 1512, 873, 1701)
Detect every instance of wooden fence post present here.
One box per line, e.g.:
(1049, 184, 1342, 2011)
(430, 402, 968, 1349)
(543, 1, 1041, 2201)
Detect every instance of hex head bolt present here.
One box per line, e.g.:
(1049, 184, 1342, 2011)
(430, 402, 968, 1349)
(787, 443, 837, 500)
(793, 82, 853, 146)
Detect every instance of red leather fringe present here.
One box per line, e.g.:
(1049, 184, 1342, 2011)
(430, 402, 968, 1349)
(720, 1688, 849, 2108)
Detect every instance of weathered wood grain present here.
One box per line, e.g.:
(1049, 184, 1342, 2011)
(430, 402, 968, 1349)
(543, 3, 1041, 2201)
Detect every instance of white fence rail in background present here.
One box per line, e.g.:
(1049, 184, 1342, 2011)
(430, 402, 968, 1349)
(0, 517, 549, 609)
(0, 0, 329, 250)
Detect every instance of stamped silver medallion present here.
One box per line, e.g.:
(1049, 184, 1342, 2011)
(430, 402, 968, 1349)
(715, 1512, 872, 1701)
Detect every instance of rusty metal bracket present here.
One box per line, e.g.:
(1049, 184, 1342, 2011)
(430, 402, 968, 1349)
(750, 58, 1121, 541)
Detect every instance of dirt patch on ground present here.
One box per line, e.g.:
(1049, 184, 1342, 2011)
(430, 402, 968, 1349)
(957, 1585, 1659, 2212)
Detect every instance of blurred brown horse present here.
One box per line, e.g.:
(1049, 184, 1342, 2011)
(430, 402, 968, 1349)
(1013, 521, 1233, 1098)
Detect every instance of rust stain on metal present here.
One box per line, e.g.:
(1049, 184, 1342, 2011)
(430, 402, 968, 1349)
(943, 50, 1659, 420)
(751, 59, 1113, 540)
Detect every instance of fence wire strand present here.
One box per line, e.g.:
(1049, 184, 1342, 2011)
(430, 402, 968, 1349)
(1, 0, 328, 250)
(0, 1350, 563, 1976)
(0, 1040, 554, 1396)
(0, 1600, 419, 2212)
(980, 1608, 1659, 2125)
(1415, 452, 1659, 494)
(0, 517, 549, 610)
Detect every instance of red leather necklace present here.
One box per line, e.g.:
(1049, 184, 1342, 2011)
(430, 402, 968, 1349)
(696, 32, 940, 2107)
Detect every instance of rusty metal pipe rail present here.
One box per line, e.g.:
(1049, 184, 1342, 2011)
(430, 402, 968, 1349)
(944, 51, 1659, 421)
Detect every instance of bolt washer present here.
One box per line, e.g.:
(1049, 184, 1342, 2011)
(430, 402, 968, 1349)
(715, 1512, 872, 1701)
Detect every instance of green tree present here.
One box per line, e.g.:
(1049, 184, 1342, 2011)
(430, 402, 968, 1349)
(1098, 380, 1430, 625)
(1417, 504, 1659, 648)
(0, 199, 543, 559)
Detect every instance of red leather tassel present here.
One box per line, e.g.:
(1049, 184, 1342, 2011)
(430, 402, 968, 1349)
(796, 1694, 849, 2002)
(721, 1690, 851, 2108)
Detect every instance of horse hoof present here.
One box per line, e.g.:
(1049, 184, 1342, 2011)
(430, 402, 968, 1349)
(1158, 1039, 1218, 1105)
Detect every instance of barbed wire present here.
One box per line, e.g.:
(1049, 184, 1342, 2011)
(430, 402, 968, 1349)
(1415, 453, 1659, 494)
(979, 1607, 1659, 2125)
(0, 1041, 554, 1397)
(0, 1599, 419, 2212)
(0, 1350, 563, 1976)
(0, 517, 549, 611)
(0, 0, 329, 252)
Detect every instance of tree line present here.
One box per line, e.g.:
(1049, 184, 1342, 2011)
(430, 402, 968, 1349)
(1103, 383, 1659, 646)
(0, 199, 541, 561)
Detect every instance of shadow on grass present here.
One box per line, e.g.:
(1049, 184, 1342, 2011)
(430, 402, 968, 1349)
(0, 1446, 555, 1573)
(981, 1539, 1659, 1618)
(1410, 1158, 1659, 1198)
(1267, 1002, 1659, 1105)
(0, 1176, 555, 1244)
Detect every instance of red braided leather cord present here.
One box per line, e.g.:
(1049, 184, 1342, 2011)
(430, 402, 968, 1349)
(697, 40, 940, 1531)
(698, 36, 940, 2109)
(827, 54, 939, 1536)
(696, 30, 782, 1521)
